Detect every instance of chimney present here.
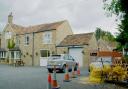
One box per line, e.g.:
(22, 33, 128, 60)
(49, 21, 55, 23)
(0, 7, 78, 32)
(8, 12, 13, 24)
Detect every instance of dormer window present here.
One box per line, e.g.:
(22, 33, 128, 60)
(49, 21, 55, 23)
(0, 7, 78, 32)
(24, 34, 29, 45)
(5, 31, 12, 39)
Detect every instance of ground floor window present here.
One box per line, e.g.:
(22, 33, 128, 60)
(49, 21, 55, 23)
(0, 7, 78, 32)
(10, 51, 21, 60)
(40, 50, 50, 57)
(0, 51, 6, 59)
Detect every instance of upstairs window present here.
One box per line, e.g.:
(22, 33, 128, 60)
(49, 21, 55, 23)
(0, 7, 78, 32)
(24, 34, 29, 45)
(43, 32, 52, 44)
(5, 32, 12, 39)
(16, 36, 20, 46)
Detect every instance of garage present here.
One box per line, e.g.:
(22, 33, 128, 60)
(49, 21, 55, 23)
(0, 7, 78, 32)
(57, 33, 97, 67)
(69, 47, 83, 67)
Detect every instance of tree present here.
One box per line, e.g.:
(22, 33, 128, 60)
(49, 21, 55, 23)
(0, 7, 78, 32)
(95, 27, 115, 42)
(103, 0, 128, 49)
(95, 27, 102, 41)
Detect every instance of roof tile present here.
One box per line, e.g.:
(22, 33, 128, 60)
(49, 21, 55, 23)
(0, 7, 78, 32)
(10, 20, 65, 34)
(58, 32, 94, 46)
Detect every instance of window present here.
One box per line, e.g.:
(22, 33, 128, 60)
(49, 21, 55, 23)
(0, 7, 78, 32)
(24, 34, 29, 45)
(16, 36, 20, 46)
(5, 32, 12, 39)
(40, 50, 50, 57)
(43, 32, 52, 44)
(10, 51, 21, 59)
(0, 51, 6, 58)
(11, 51, 14, 59)
(63, 55, 69, 60)
(68, 55, 74, 61)
(15, 51, 21, 59)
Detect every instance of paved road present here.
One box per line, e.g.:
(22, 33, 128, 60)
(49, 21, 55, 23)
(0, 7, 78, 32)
(0, 64, 127, 89)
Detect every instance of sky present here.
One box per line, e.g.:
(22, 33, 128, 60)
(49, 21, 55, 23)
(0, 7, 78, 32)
(0, 0, 118, 35)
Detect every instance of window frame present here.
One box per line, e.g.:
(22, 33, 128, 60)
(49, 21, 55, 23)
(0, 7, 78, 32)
(43, 31, 52, 44)
(0, 51, 6, 59)
(16, 36, 20, 46)
(10, 51, 21, 60)
(5, 31, 12, 39)
(24, 34, 29, 46)
(40, 49, 50, 57)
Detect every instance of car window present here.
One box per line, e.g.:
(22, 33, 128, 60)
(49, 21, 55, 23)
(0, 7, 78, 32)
(63, 55, 69, 60)
(49, 55, 61, 60)
(68, 55, 74, 61)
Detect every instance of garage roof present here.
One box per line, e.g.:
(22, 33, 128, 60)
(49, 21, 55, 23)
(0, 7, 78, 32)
(58, 32, 94, 47)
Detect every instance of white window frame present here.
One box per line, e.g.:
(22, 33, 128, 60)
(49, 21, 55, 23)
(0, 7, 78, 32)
(24, 34, 29, 46)
(43, 31, 52, 44)
(0, 51, 6, 58)
(10, 51, 21, 60)
(5, 32, 12, 39)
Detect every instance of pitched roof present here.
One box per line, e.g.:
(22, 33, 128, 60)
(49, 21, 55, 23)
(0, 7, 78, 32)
(98, 39, 117, 51)
(58, 32, 94, 46)
(10, 20, 66, 34)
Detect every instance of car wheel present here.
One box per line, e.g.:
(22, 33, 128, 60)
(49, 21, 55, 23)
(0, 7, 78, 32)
(48, 69, 53, 73)
(62, 65, 66, 73)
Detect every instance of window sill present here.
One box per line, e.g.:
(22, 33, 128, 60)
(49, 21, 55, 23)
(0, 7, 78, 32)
(42, 43, 54, 45)
(0, 57, 6, 59)
(24, 45, 29, 46)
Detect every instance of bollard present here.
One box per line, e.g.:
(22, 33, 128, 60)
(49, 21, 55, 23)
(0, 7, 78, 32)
(47, 72, 52, 89)
(63, 64, 71, 82)
(77, 63, 80, 76)
(71, 64, 77, 78)
(52, 65, 60, 89)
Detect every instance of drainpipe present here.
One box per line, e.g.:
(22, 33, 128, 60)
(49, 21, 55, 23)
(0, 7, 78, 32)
(32, 32, 34, 66)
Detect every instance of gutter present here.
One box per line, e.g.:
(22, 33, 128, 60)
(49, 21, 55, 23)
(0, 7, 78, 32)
(56, 44, 88, 47)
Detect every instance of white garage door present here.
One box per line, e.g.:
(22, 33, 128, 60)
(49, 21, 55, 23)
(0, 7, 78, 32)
(69, 48, 83, 67)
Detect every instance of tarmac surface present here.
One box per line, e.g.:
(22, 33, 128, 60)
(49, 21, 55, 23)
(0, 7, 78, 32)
(0, 64, 127, 89)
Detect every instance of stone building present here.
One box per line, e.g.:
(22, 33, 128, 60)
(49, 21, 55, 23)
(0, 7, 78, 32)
(57, 32, 98, 67)
(0, 13, 73, 66)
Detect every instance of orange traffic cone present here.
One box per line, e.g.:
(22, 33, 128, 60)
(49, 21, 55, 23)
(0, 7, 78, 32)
(77, 63, 80, 76)
(63, 64, 70, 82)
(52, 65, 60, 89)
(71, 64, 77, 78)
(47, 73, 52, 89)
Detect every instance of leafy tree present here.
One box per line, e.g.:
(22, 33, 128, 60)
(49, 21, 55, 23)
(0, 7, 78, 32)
(95, 27, 115, 42)
(95, 27, 102, 41)
(103, 0, 128, 49)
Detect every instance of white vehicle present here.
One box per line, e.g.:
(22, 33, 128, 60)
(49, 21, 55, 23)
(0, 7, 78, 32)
(47, 54, 78, 73)
(89, 58, 112, 72)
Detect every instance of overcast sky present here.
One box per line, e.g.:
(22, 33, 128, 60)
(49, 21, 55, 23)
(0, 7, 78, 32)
(0, 0, 118, 34)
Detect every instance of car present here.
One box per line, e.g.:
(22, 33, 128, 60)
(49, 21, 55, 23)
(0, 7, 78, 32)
(47, 54, 78, 73)
(89, 58, 112, 72)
